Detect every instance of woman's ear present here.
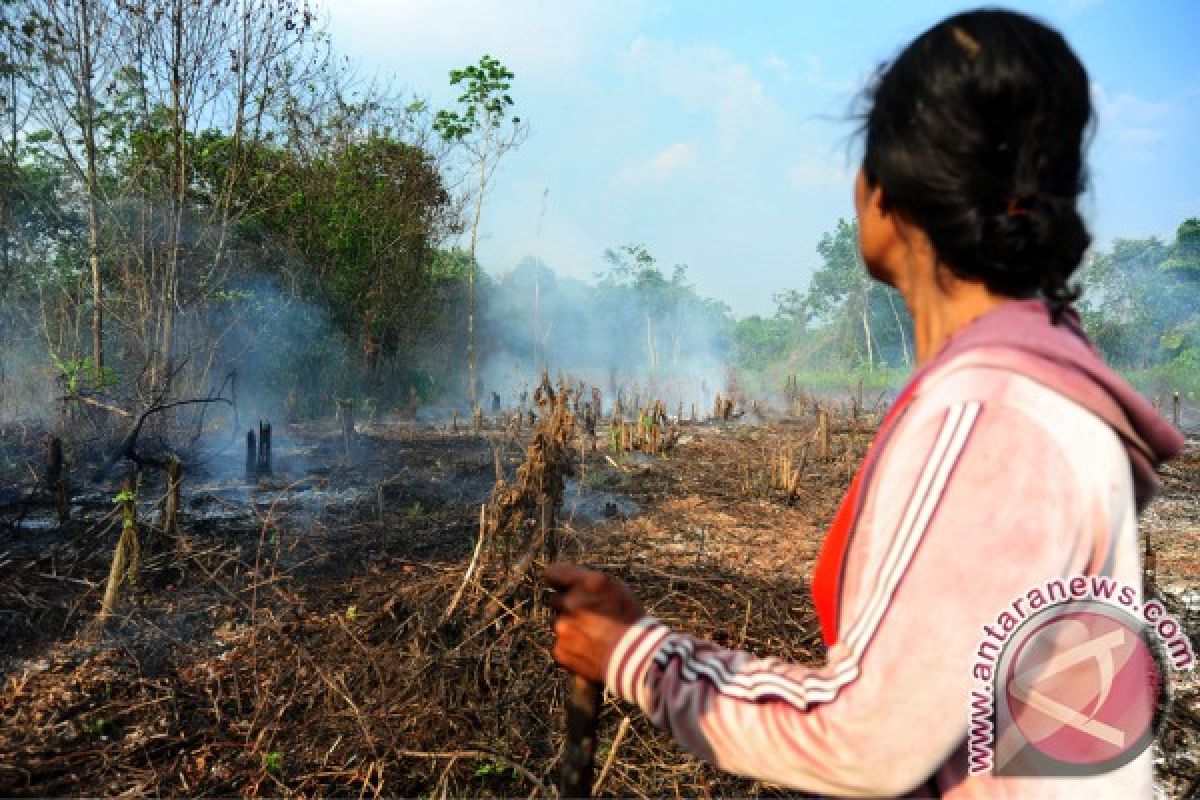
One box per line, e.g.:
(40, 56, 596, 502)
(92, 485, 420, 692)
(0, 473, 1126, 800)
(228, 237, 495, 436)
(871, 182, 890, 216)
(856, 170, 899, 279)
(857, 173, 892, 230)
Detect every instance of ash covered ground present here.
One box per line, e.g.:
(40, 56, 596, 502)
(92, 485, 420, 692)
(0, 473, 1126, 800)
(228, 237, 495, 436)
(1, 405, 1197, 798)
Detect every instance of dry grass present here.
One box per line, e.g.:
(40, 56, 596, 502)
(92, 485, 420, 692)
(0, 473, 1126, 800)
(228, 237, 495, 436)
(0, 412, 1196, 798)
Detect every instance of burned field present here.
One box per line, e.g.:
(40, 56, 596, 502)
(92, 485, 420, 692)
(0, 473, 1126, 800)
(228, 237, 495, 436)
(1, 395, 1197, 798)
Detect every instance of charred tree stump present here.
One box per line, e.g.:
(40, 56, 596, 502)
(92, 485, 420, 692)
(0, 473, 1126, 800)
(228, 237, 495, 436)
(582, 404, 597, 455)
(46, 434, 63, 484)
(161, 457, 182, 546)
(245, 430, 257, 484)
(258, 421, 272, 475)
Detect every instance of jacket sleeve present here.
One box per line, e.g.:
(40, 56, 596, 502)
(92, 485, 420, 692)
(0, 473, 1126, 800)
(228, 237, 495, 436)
(604, 401, 1092, 797)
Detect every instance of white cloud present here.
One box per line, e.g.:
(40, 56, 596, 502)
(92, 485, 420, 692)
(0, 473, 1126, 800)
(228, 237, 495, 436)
(788, 156, 852, 191)
(615, 141, 696, 186)
(1091, 82, 1176, 163)
(622, 37, 774, 149)
(761, 50, 853, 92)
(1093, 83, 1173, 123)
(314, 0, 646, 88)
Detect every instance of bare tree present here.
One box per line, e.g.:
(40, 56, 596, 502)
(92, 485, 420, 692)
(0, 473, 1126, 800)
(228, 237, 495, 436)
(112, 0, 319, 395)
(20, 0, 119, 379)
(435, 55, 527, 408)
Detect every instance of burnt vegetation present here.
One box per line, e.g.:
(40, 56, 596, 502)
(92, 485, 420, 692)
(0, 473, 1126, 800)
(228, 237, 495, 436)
(0, 1, 1197, 797)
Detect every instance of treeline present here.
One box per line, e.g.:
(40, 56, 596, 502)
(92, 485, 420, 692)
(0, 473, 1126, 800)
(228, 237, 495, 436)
(0, 0, 465, 418)
(1077, 218, 1200, 392)
(0, 0, 729, 424)
(730, 218, 914, 391)
(730, 216, 1200, 397)
(477, 246, 732, 407)
(0, 1, 1193, 429)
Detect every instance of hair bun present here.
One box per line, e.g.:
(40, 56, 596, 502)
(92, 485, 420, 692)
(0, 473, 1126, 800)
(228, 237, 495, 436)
(978, 194, 1088, 306)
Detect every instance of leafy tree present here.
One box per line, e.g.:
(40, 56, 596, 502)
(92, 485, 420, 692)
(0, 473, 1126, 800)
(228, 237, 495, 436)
(1074, 220, 1200, 392)
(1162, 218, 1200, 281)
(804, 219, 911, 369)
(1078, 238, 1171, 367)
(601, 244, 692, 378)
(732, 315, 794, 374)
(253, 130, 452, 386)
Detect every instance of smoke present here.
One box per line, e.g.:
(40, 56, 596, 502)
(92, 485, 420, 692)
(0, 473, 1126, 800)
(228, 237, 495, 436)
(0, 301, 58, 426)
(476, 256, 732, 413)
(0, 270, 355, 474)
(178, 277, 352, 424)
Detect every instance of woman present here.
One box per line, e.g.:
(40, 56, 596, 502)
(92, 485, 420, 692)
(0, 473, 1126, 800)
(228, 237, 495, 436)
(547, 9, 1185, 798)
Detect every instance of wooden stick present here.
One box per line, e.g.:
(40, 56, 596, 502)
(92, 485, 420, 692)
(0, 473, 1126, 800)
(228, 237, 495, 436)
(560, 675, 603, 798)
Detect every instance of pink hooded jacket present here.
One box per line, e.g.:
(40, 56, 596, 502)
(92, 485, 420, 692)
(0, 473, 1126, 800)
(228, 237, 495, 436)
(604, 301, 1185, 798)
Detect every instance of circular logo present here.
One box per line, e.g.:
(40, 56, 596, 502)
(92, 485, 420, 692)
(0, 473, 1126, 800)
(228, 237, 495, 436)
(997, 603, 1164, 775)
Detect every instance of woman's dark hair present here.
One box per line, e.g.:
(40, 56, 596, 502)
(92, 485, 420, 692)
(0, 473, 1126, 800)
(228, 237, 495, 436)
(861, 9, 1093, 316)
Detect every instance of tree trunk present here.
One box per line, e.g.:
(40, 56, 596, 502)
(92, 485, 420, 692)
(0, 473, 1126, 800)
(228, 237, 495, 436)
(3, 71, 16, 279)
(161, 457, 182, 546)
(160, 0, 187, 395)
(861, 299, 874, 371)
(645, 314, 657, 377)
(886, 288, 912, 367)
(87, 196, 104, 376)
(466, 136, 490, 409)
(77, 0, 104, 379)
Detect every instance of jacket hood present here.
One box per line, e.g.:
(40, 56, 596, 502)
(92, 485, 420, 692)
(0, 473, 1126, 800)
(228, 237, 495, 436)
(925, 299, 1186, 509)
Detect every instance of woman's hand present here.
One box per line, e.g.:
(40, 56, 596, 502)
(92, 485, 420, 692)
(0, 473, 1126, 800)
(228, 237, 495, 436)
(545, 562, 644, 684)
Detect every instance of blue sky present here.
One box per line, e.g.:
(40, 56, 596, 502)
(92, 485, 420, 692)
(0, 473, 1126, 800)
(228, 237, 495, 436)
(314, 0, 1200, 315)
